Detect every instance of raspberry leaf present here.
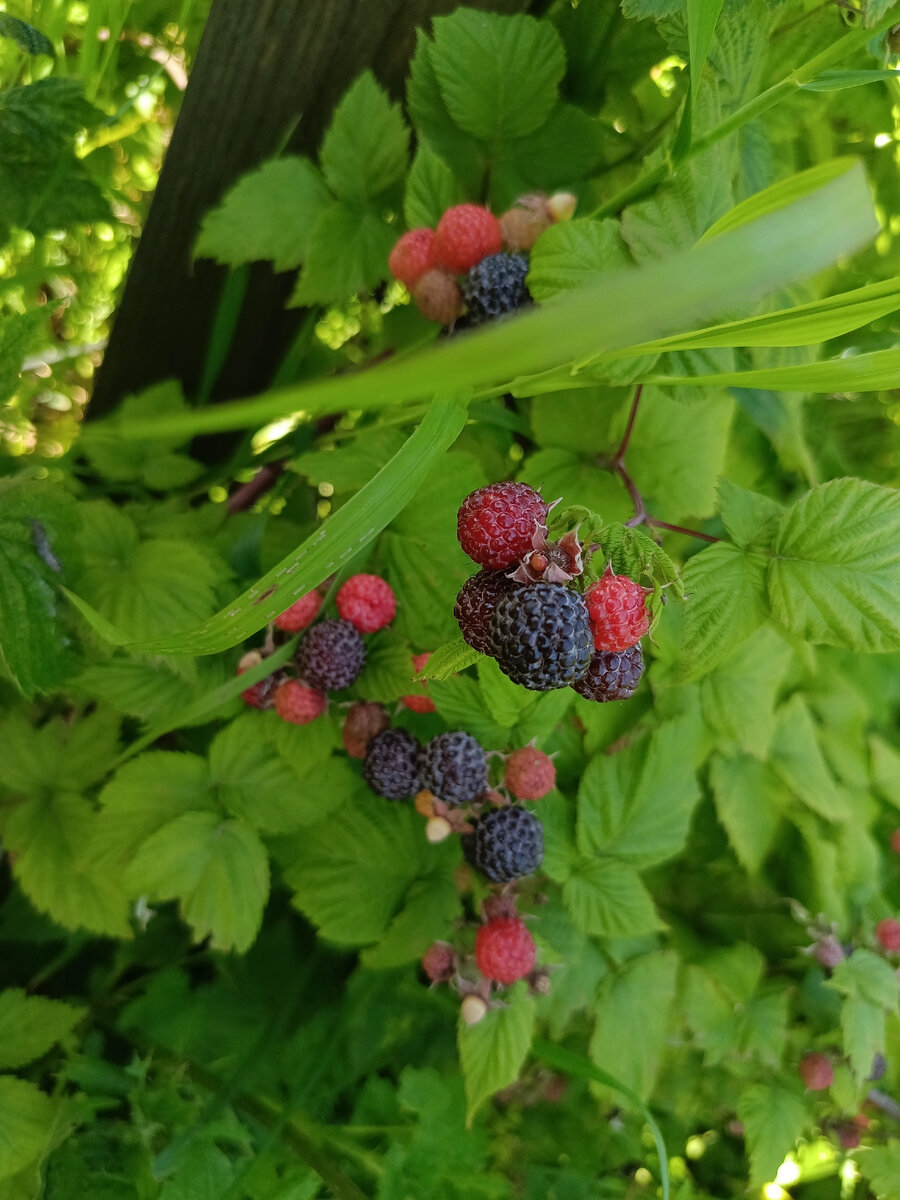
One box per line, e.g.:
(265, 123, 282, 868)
(404, 143, 462, 230)
(680, 543, 769, 679)
(576, 716, 702, 867)
(209, 716, 315, 835)
(290, 203, 397, 308)
(563, 858, 662, 937)
(709, 753, 787, 874)
(415, 637, 480, 682)
(589, 951, 678, 1104)
(717, 479, 784, 548)
(360, 877, 462, 970)
(319, 71, 408, 208)
(526, 219, 631, 301)
(769, 695, 850, 823)
(0, 1077, 55, 1180)
(126, 812, 269, 954)
(699, 624, 793, 758)
(430, 11, 565, 142)
(458, 982, 535, 1125)
(768, 478, 900, 652)
(0, 989, 81, 1070)
(737, 1085, 813, 1188)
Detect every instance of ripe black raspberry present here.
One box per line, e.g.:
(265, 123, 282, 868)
(454, 569, 524, 655)
(462, 806, 544, 883)
(464, 253, 532, 324)
(490, 583, 592, 691)
(573, 644, 644, 702)
(297, 618, 365, 691)
(421, 731, 487, 806)
(363, 729, 422, 800)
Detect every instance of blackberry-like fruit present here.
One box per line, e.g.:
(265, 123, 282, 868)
(454, 569, 523, 655)
(421, 731, 487, 806)
(464, 252, 532, 323)
(490, 582, 592, 691)
(462, 806, 544, 883)
(573, 644, 644, 702)
(363, 728, 422, 800)
(457, 482, 549, 571)
(297, 618, 365, 690)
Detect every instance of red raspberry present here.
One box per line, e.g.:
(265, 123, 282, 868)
(336, 573, 396, 634)
(342, 701, 390, 759)
(877, 918, 900, 951)
(800, 1052, 833, 1091)
(273, 679, 327, 725)
(412, 268, 463, 325)
(388, 227, 436, 289)
(422, 942, 456, 982)
(434, 204, 502, 274)
(457, 482, 549, 570)
(238, 655, 280, 709)
(584, 565, 649, 652)
(275, 591, 322, 633)
(475, 917, 536, 985)
(504, 747, 556, 801)
(891, 829, 900, 854)
(402, 652, 436, 714)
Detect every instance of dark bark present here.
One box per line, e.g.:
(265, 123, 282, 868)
(89, 0, 534, 420)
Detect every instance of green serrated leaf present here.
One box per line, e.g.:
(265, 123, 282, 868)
(417, 637, 481, 681)
(700, 623, 792, 757)
(859, 1141, 900, 1198)
(320, 71, 408, 207)
(195, 157, 330, 271)
(404, 143, 462, 230)
(576, 717, 701, 866)
(0, 989, 81, 1070)
(477, 658, 535, 729)
(291, 202, 396, 307)
(563, 858, 662, 937)
(430, 11, 564, 142)
(208, 716, 307, 834)
(770, 695, 849, 822)
(0, 1077, 54, 1181)
(717, 478, 784, 548)
(126, 812, 269, 954)
(589, 951, 678, 1104)
(768, 478, 900, 652)
(737, 1084, 810, 1187)
(458, 982, 535, 1125)
(709, 753, 787, 874)
(830, 949, 900, 1013)
(526, 218, 631, 301)
(360, 877, 461, 969)
(680, 543, 769, 679)
(841, 993, 885, 1080)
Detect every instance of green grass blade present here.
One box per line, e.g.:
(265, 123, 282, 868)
(646, 346, 900, 392)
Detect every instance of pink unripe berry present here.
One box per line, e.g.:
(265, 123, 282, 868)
(800, 1052, 834, 1091)
(422, 942, 456, 982)
(388, 227, 436, 289)
(275, 591, 322, 633)
(402, 652, 436, 714)
(504, 747, 556, 801)
(813, 936, 845, 970)
(877, 918, 900, 951)
(336, 573, 396, 634)
(273, 680, 327, 725)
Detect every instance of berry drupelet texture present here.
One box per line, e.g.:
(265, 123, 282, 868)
(462, 805, 544, 883)
(412, 268, 463, 325)
(464, 252, 532, 324)
(800, 1053, 834, 1092)
(475, 917, 536, 985)
(454, 569, 524, 655)
(421, 731, 488, 806)
(342, 701, 390, 759)
(573, 644, 645, 702)
(297, 618, 366, 691)
(336, 573, 396, 634)
(490, 582, 593, 691)
(434, 204, 502, 274)
(584, 566, 649, 652)
(457, 481, 549, 571)
(363, 728, 422, 800)
(274, 591, 322, 633)
(388, 227, 436, 289)
(504, 747, 556, 801)
(876, 918, 900, 951)
(273, 680, 327, 725)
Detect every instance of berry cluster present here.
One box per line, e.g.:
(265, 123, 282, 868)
(239, 572, 400, 725)
(454, 482, 651, 700)
(387, 194, 575, 329)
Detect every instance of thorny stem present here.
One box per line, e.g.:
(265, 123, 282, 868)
(599, 384, 721, 545)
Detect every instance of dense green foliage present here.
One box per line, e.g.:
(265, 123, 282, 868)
(1, 1, 900, 1196)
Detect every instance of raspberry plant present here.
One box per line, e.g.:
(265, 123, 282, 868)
(2, 2, 900, 1198)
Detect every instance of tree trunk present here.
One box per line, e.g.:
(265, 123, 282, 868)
(89, 0, 534, 419)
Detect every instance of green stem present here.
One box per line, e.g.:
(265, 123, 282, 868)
(592, 4, 900, 218)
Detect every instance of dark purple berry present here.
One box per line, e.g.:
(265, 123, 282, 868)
(363, 729, 422, 800)
(464, 252, 532, 324)
(573, 644, 644, 702)
(297, 619, 365, 691)
(421, 731, 487, 806)
(490, 582, 592, 691)
(454, 569, 524, 656)
(462, 806, 544, 883)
